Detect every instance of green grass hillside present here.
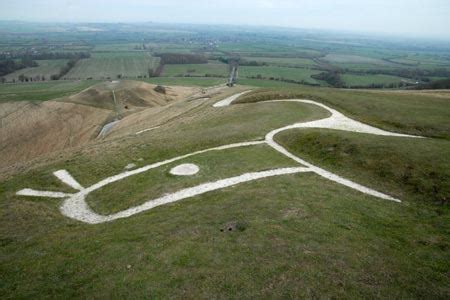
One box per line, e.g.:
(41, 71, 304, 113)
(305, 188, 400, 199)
(276, 129, 450, 204)
(236, 88, 450, 139)
(0, 84, 449, 298)
(0, 80, 99, 102)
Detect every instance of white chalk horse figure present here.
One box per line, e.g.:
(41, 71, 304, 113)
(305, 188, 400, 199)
(17, 92, 422, 224)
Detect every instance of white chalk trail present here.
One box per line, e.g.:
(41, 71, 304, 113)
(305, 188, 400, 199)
(18, 141, 266, 223)
(98, 120, 120, 138)
(16, 189, 73, 199)
(16, 92, 423, 224)
(214, 95, 424, 202)
(265, 100, 421, 138)
(77, 141, 266, 197)
(61, 167, 310, 224)
(135, 126, 160, 135)
(265, 130, 400, 202)
(213, 91, 252, 107)
(53, 170, 84, 191)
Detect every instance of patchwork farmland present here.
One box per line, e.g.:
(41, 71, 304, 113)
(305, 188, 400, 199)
(64, 52, 160, 80)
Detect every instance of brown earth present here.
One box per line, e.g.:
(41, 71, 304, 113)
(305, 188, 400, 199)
(61, 80, 198, 113)
(0, 80, 200, 170)
(0, 100, 112, 169)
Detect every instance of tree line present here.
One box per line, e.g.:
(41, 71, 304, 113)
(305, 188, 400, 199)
(311, 71, 344, 87)
(217, 56, 268, 67)
(414, 78, 450, 90)
(341, 67, 450, 81)
(49, 59, 76, 80)
(0, 58, 37, 77)
(0, 51, 91, 61)
(0, 52, 92, 82)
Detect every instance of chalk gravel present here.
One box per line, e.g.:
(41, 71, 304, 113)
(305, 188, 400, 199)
(17, 93, 422, 224)
(170, 163, 200, 176)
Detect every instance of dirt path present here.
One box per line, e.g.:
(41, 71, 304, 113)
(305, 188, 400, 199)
(213, 91, 251, 107)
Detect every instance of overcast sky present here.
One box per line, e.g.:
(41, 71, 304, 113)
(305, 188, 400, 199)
(1, 0, 449, 39)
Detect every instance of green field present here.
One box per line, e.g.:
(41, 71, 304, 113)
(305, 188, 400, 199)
(388, 57, 421, 66)
(0, 80, 99, 102)
(64, 52, 160, 80)
(147, 42, 201, 54)
(341, 74, 412, 86)
(92, 43, 147, 52)
(162, 62, 228, 77)
(144, 77, 225, 87)
(239, 78, 306, 88)
(217, 42, 323, 58)
(3, 60, 68, 82)
(243, 56, 318, 67)
(239, 66, 323, 84)
(323, 54, 393, 66)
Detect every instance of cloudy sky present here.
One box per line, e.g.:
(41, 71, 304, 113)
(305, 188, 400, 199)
(1, 0, 449, 39)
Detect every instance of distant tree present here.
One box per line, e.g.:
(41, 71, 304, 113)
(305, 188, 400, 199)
(18, 74, 26, 82)
(41, 75, 46, 81)
(0, 77, 5, 83)
(311, 71, 343, 88)
(415, 78, 450, 90)
(148, 68, 154, 77)
(20, 57, 37, 68)
(117, 74, 122, 79)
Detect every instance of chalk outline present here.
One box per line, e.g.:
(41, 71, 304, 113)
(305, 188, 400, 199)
(16, 92, 422, 224)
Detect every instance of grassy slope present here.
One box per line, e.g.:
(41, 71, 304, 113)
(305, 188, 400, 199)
(87, 144, 297, 214)
(0, 80, 99, 102)
(1, 87, 449, 298)
(276, 129, 450, 204)
(236, 87, 450, 139)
